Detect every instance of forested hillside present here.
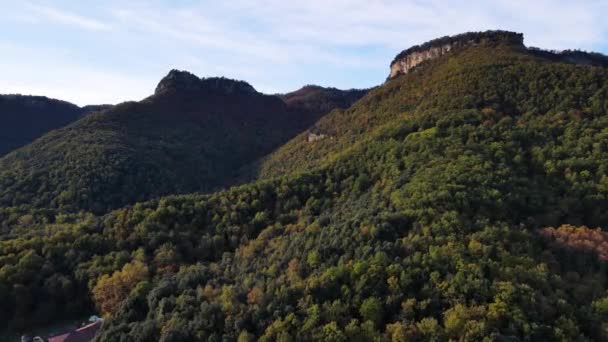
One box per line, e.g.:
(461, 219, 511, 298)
(0, 95, 108, 156)
(255, 39, 608, 182)
(280, 85, 369, 121)
(0, 71, 365, 214)
(2, 31, 608, 341)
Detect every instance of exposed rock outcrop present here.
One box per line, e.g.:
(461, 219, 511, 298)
(307, 132, 327, 142)
(389, 30, 524, 78)
(388, 30, 608, 79)
(155, 69, 201, 94)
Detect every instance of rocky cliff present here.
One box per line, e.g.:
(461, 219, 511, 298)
(389, 43, 463, 78)
(389, 30, 524, 78)
(389, 30, 608, 79)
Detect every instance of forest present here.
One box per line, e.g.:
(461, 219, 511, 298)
(1, 33, 608, 341)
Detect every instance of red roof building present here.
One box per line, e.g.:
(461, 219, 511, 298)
(47, 321, 102, 342)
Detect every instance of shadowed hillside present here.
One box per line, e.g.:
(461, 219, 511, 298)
(0, 71, 365, 214)
(0, 95, 111, 156)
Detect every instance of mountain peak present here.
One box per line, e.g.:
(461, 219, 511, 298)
(154, 69, 203, 94)
(155, 69, 257, 95)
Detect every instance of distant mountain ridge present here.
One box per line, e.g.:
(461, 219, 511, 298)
(0, 70, 367, 213)
(0, 95, 112, 156)
(81, 104, 113, 114)
(280, 85, 369, 121)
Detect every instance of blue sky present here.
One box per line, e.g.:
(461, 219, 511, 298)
(1, 0, 607, 106)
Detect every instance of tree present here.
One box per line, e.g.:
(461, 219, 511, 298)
(386, 322, 408, 342)
(316, 321, 347, 342)
(247, 287, 264, 305)
(416, 317, 444, 340)
(359, 297, 383, 326)
(92, 260, 149, 316)
(237, 331, 252, 342)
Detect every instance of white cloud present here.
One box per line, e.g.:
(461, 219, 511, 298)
(108, 0, 608, 69)
(24, 2, 110, 31)
(111, 8, 290, 64)
(1, 0, 607, 104)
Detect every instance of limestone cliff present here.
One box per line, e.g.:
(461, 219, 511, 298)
(389, 43, 457, 78)
(388, 30, 608, 79)
(388, 30, 524, 78)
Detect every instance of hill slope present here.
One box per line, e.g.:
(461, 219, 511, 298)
(2, 31, 608, 341)
(0, 71, 365, 214)
(280, 85, 369, 120)
(255, 31, 608, 182)
(0, 95, 108, 156)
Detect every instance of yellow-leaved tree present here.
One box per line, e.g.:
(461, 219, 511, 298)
(92, 260, 149, 316)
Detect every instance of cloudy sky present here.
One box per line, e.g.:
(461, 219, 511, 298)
(1, 0, 607, 106)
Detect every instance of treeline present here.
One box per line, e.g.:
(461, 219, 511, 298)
(527, 47, 608, 68)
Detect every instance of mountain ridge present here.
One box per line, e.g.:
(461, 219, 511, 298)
(154, 69, 258, 96)
(389, 30, 608, 78)
(0, 94, 112, 156)
(256, 33, 608, 181)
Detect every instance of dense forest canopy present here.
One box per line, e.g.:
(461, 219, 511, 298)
(1, 31, 608, 341)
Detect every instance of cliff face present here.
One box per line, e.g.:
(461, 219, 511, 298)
(388, 30, 608, 79)
(389, 43, 457, 78)
(389, 30, 525, 78)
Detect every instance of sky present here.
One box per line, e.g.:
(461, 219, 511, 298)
(1, 0, 607, 106)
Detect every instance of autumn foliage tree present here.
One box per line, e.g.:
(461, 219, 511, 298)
(540, 225, 608, 261)
(92, 260, 149, 316)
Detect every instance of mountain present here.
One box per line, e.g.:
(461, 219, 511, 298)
(0, 95, 77, 156)
(281, 85, 369, 120)
(0, 71, 365, 214)
(0, 95, 113, 157)
(2, 30, 608, 341)
(255, 30, 608, 180)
